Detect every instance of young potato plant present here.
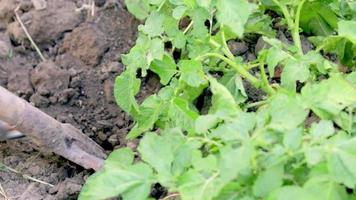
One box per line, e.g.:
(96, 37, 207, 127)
(80, 0, 356, 199)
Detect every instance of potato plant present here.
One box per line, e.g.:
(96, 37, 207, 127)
(80, 0, 356, 199)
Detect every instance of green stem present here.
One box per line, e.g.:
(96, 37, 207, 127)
(259, 60, 275, 95)
(196, 53, 261, 88)
(272, 0, 303, 55)
(221, 28, 235, 60)
(294, 0, 307, 55)
(246, 100, 267, 109)
(157, 0, 166, 11)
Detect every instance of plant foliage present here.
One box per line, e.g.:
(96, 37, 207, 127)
(80, 0, 356, 199)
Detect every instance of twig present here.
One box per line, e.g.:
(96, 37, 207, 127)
(0, 163, 54, 187)
(160, 193, 180, 200)
(0, 183, 10, 200)
(14, 6, 46, 62)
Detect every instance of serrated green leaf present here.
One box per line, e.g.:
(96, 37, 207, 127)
(267, 91, 308, 131)
(338, 20, 356, 44)
(177, 169, 222, 200)
(138, 132, 174, 179)
(265, 47, 289, 77)
(124, 0, 150, 20)
(327, 137, 356, 188)
(150, 55, 177, 85)
(123, 35, 164, 75)
(209, 77, 240, 116)
(283, 128, 302, 150)
(304, 176, 348, 200)
(179, 60, 207, 87)
(219, 72, 247, 104)
(210, 112, 255, 142)
(216, 0, 254, 37)
(190, 7, 209, 38)
(253, 165, 284, 197)
(310, 120, 335, 140)
(173, 6, 187, 19)
(300, 1, 338, 36)
(127, 95, 163, 139)
(245, 12, 276, 37)
(114, 70, 141, 117)
(302, 76, 356, 119)
(281, 59, 310, 92)
(138, 12, 164, 37)
(168, 97, 199, 133)
(267, 186, 318, 200)
(219, 143, 253, 182)
(105, 148, 134, 169)
(79, 148, 153, 200)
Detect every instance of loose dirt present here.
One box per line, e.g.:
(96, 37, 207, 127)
(0, 0, 147, 199)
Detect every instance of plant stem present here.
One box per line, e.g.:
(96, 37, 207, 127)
(294, 0, 307, 55)
(221, 28, 235, 60)
(259, 60, 275, 95)
(271, 0, 304, 55)
(197, 53, 261, 89)
(157, 0, 166, 11)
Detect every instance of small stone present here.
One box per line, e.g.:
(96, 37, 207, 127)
(254, 37, 270, 55)
(98, 131, 107, 141)
(108, 134, 119, 146)
(103, 79, 114, 103)
(0, 40, 11, 58)
(228, 41, 248, 55)
(30, 93, 50, 107)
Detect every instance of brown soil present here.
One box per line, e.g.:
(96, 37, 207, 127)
(0, 0, 151, 199)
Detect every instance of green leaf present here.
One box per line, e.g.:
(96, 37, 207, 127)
(304, 176, 348, 200)
(138, 132, 174, 180)
(268, 186, 318, 200)
(281, 58, 310, 92)
(265, 47, 289, 77)
(122, 35, 165, 75)
(127, 95, 163, 139)
(209, 77, 241, 116)
(283, 128, 303, 150)
(245, 12, 276, 37)
(150, 55, 177, 85)
(219, 72, 247, 104)
(124, 0, 150, 20)
(177, 169, 222, 200)
(168, 97, 199, 133)
(104, 147, 134, 169)
(327, 137, 356, 188)
(219, 143, 253, 182)
(267, 91, 309, 131)
(138, 12, 164, 37)
(253, 165, 284, 197)
(338, 20, 356, 44)
(79, 148, 153, 200)
(302, 76, 356, 119)
(216, 0, 254, 37)
(179, 60, 207, 87)
(213, 182, 240, 200)
(173, 6, 187, 19)
(300, 1, 338, 36)
(114, 70, 141, 117)
(210, 112, 255, 142)
(164, 17, 187, 49)
(189, 7, 209, 38)
(310, 120, 335, 140)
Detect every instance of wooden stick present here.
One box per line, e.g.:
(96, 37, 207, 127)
(0, 86, 106, 170)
